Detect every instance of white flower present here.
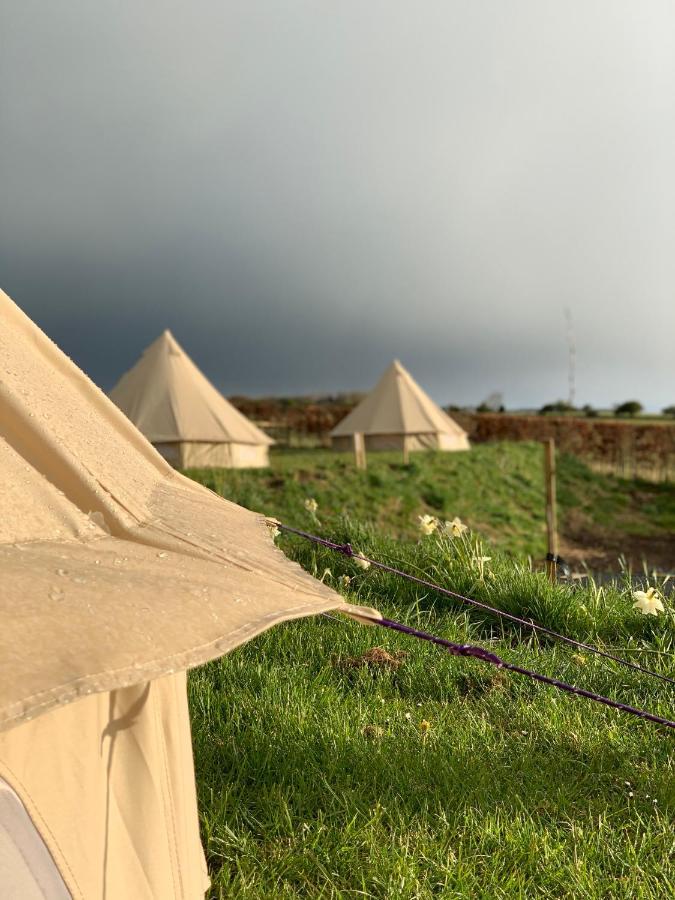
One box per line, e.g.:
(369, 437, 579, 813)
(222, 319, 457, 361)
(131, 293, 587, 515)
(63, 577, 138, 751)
(442, 517, 468, 537)
(632, 587, 665, 617)
(353, 553, 371, 571)
(339, 574, 351, 588)
(304, 498, 318, 514)
(418, 514, 438, 536)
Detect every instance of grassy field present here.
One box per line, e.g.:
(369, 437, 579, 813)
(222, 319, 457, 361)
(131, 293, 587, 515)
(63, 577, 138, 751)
(188, 443, 675, 567)
(186, 445, 675, 898)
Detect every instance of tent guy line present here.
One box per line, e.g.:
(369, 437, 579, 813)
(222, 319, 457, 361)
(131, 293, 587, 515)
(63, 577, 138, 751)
(374, 618, 675, 730)
(277, 523, 675, 688)
(318, 612, 675, 730)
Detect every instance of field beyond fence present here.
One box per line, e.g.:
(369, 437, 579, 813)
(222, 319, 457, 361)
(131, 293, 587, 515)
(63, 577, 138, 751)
(452, 414, 675, 483)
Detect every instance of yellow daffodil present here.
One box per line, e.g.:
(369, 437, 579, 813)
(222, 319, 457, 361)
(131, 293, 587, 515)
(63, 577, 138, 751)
(632, 587, 665, 616)
(419, 719, 431, 734)
(304, 498, 318, 514)
(418, 514, 438, 535)
(339, 574, 351, 588)
(571, 653, 587, 666)
(353, 553, 371, 571)
(442, 517, 468, 537)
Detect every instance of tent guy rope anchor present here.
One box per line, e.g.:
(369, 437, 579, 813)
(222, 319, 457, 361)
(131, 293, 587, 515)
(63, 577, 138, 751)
(275, 523, 675, 731)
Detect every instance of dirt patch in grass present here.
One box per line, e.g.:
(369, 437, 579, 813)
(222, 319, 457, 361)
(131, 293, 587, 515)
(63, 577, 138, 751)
(560, 508, 675, 572)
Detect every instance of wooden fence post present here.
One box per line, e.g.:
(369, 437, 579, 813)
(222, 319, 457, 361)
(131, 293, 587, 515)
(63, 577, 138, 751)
(353, 432, 367, 470)
(544, 438, 558, 583)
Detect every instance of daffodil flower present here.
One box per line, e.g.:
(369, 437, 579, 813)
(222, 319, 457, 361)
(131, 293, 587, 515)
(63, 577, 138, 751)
(419, 719, 431, 734)
(339, 574, 351, 588)
(304, 498, 318, 514)
(632, 587, 665, 616)
(418, 514, 438, 535)
(353, 553, 371, 571)
(442, 517, 468, 537)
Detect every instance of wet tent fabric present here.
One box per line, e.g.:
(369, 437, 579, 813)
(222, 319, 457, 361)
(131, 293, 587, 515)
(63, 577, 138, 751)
(330, 359, 470, 452)
(0, 674, 208, 900)
(0, 288, 377, 899)
(110, 329, 273, 468)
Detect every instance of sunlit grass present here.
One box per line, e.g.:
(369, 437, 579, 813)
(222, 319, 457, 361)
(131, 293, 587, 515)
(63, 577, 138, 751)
(187, 471, 675, 898)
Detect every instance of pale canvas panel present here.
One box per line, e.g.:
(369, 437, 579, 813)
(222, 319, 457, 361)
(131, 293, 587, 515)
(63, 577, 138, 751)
(0, 777, 72, 900)
(0, 673, 209, 900)
(176, 441, 270, 469)
(330, 360, 470, 449)
(437, 430, 471, 451)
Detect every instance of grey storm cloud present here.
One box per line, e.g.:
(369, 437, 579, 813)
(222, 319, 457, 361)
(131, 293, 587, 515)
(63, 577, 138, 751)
(1, 0, 674, 409)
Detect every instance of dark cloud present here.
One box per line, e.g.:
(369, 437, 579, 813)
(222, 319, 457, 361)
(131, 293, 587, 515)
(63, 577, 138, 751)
(2, 1, 674, 409)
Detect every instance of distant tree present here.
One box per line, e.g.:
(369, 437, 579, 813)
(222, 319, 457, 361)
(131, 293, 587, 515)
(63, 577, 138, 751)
(662, 405, 675, 418)
(614, 400, 643, 417)
(476, 403, 492, 413)
(538, 401, 576, 416)
(582, 403, 598, 418)
(446, 404, 462, 412)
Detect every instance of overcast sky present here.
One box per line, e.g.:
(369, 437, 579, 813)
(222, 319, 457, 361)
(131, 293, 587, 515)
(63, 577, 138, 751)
(2, 1, 674, 409)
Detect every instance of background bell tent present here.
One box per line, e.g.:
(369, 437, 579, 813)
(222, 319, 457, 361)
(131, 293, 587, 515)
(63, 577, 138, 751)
(0, 288, 374, 899)
(331, 359, 470, 454)
(110, 329, 273, 468)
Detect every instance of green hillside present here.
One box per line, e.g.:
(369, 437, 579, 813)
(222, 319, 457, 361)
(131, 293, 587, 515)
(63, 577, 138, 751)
(188, 443, 675, 569)
(186, 445, 675, 898)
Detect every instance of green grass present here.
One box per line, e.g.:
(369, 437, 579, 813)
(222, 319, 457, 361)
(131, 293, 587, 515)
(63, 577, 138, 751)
(187, 442, 675, 561)
(186, 447, 675, 898)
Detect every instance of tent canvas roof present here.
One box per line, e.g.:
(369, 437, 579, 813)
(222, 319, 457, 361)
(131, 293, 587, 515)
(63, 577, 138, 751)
(110, 329, 273, 445)
(0, 289, 376, 732)
(331, 359, 468, 439)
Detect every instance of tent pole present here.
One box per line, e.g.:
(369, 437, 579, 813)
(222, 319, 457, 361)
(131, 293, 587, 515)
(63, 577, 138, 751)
(353, 432, 367, 470)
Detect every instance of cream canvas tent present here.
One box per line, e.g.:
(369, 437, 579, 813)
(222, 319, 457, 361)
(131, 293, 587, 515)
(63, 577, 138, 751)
(331, 359, 470, 453)
(110, 329, 273, 468)
(0, 288, 377, 899)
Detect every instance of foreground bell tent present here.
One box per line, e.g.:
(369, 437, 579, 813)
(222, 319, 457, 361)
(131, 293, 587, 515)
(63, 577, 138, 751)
(331, 359, 470, 453)
(0, 289, 376, 899)
(110, 329, 273, 468)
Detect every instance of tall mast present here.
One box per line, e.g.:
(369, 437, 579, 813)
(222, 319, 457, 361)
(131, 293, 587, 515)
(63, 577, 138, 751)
(564, 307, 576, 407)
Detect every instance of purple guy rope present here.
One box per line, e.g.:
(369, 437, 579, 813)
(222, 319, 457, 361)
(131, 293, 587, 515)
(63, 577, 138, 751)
(375, 618, 675, 730)
(277, 523, 675, 687)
